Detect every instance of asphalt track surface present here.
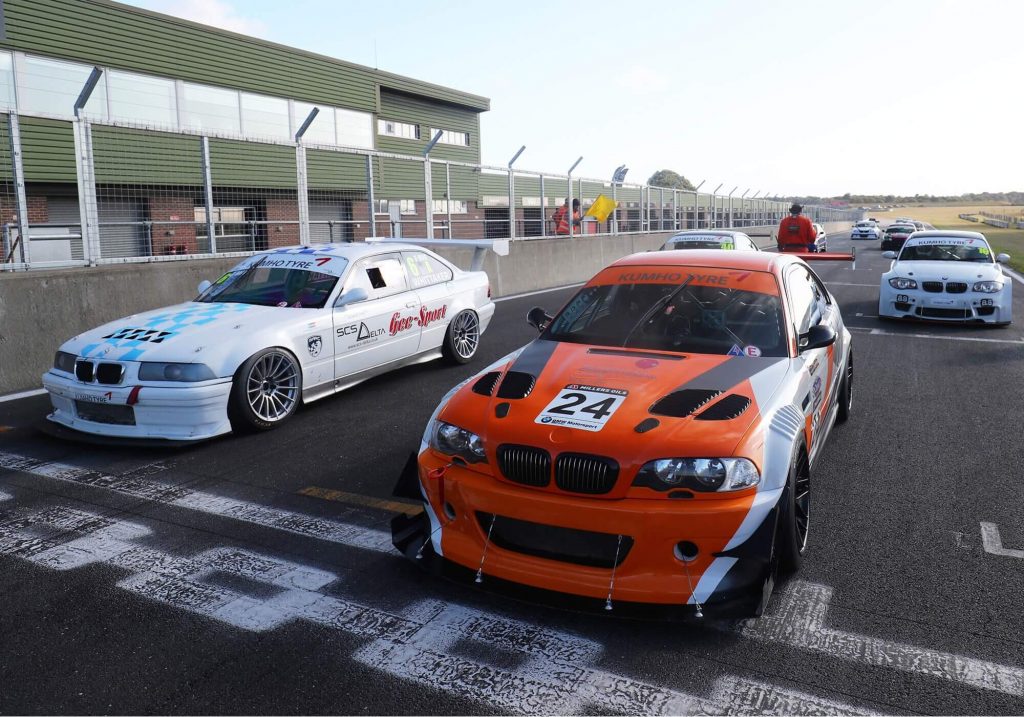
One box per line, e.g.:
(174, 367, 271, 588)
(1, 231, 1023, 715)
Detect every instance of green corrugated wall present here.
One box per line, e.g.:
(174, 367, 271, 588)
(0, 0, 488, 113)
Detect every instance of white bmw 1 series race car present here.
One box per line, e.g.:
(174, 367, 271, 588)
(42, 240, 503, 442)
(879, 231, 1012, 325)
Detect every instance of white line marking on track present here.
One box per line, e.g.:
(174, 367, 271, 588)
(4, 452, 1020, 703)
(738, 581, 1024, 697)
(980, 522, 1024, 560)
(0, 387, 45, 403)
(495, 282, 585, 303)
(867, 328, 1024, 344)
(0, 452, 394, 554)
(0, 499, 866, 715)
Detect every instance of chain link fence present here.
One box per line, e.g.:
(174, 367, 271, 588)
(0, 106, 859, 272)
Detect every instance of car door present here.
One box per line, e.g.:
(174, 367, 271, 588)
(333, 252, 420, 379)
(401, 250, 456, 352)
(785, 264, 842, 455)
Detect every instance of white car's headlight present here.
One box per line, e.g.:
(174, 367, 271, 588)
(53, 351, 76, 373)
(634, 457, 760, 492)
(138, 362, 217, 382)
(973, 281, 1002, 293)
(429, 420, 487, 464)
(888, 277, 917, 290)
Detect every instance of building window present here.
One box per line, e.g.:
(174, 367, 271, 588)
(108, 69, 176, 127)
(182, 82, 240, 134)
(429, 128, 470, 146)
(0, 52, 15, 111)
(374, 200, 418, 215)
(241, 92, 290, 140)
(432, 200, 468, 214)
(377, 119, 420, 140)
(293, 101, 335, 145)
(18, 54, 107, 119)
(336, 107, 373, 149)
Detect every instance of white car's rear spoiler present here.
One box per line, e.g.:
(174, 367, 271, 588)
(366, 238, 509, 272)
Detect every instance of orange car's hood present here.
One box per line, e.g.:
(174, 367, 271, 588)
(441, 339, 792, 480)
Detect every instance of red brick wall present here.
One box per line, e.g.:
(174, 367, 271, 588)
(0, 196, 50, 224)
(265, 197, 300, 248)
(149, 194, 198, 255)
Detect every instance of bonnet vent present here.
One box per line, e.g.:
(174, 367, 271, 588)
(649, 389, 722, 418)
(694, 394, 752, 421)
(472, 371, 502, 396)
(496, 371, 537, 400)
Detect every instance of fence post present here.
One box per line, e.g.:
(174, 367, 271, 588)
(507, 167, 515, 240)
(366, 155, 376, 239)
(673, 189, 678, 231)
(424, 157, 434, 239)
(200, 136, 217, 254)
(611, 181, 617, 234)
(73, 118, 101, 265)
(445, 161, 452, 239)
(8, 113, 29, 266)
(539, 174, 546, 237)
(294, 140, 310, 246)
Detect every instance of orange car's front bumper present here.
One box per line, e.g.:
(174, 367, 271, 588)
(394, 452, 779, 610)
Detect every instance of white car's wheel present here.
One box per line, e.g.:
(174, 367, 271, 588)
(443, 310, 481, 364)
(230, 348, 302, 431)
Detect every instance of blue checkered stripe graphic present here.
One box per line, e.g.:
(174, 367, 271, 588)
(79, 303, 252, 361)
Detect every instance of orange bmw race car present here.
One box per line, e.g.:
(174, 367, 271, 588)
(392, 249, 853, 617)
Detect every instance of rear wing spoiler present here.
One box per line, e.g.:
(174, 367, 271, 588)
(366, 238, 509, 271)
(790, 248, 856, 270)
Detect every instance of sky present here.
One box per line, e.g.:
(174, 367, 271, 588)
(124, 0, 1024, 197)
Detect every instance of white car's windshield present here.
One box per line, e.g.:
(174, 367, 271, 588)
(855, 222, 873, 228)
(663, 240, 726, 250)
(898, 242, 993, 263)
(198, 263, 342, 308)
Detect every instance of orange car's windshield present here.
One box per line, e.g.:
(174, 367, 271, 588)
(544, 268, 786, 357)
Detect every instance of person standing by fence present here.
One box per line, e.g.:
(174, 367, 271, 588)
(553, 199, 582, 235)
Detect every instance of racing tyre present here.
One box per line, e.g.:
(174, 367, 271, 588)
(229, 348, 302, 432)
(778, 448, 810, 574)
(837, 351, 853, 423)
(443, 310, 480, 364)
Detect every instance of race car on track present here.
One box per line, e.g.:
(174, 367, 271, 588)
(393, 249, 854, 617)
(879, 230, 1012, 325)
(43, 240, 503, 441)
(850, 220, 882, 241)
(660, 230, 760, 252)
(881, 223, 916, 251)
(811, 224, 828, 252)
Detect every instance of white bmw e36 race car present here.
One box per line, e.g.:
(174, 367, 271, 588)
(879, 231, 1012, 325)
(42, 240, 504, 442)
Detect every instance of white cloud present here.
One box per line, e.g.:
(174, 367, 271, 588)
(143, 0, 268, 38)
(611, 64, 669, 94)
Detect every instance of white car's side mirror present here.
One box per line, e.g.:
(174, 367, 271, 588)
(882, 251, 896, 259)
(197, 280, 212, 295)
(997, 253, 1011, 264)
(335, 287, 368, 307)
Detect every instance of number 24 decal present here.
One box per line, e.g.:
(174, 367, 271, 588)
(548, 392, 618, 420)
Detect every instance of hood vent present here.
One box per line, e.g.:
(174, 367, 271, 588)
(649, 389, 722, 418)
(472, 371, 502, 396)
(496, 371, 536, 399)
(695, 394, 751, 421)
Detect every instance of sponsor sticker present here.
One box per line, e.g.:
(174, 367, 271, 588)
(535, 384, 628, 432)
(75, 392, 112, 404)
(727, 344, 744, 357)
(307, 335, 323, 357)
(744, 345, 762, 357)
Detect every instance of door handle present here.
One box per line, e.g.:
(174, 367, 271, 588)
(405, 301, 418, 308)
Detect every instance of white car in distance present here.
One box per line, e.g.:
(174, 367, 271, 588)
(43, 240, 504, 442)
(879, 231, 1012, 325)
(659, 229, 760, 251)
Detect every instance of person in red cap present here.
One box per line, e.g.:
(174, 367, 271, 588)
(777, 204, 816, 252)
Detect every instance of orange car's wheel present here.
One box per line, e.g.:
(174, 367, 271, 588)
(778, 448, 809, 574)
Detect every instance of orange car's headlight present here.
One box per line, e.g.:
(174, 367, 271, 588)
(634, 457, 759, 492)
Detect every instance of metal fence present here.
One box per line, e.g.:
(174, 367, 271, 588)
(1, 105, 859, 272)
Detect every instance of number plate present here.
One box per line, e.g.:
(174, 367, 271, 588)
(535, 384, 628, 432)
